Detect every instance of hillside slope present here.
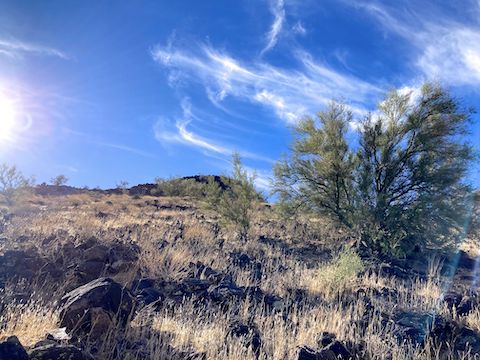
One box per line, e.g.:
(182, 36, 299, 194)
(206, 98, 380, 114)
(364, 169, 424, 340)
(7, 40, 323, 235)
(0, 190, 479, 359)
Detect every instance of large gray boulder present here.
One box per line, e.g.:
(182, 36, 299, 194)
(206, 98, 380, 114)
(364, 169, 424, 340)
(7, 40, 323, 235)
(59, 277, 134, 340)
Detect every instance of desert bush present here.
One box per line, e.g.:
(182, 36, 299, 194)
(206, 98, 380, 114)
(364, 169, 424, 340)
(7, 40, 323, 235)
(304, 249, 364, 298)
(155, 177, 211, 197)
(273, 83, 475, 257)
(206, 153, 258, 241)
(0, 163, 33, 206)
(50, 174, 68, 186)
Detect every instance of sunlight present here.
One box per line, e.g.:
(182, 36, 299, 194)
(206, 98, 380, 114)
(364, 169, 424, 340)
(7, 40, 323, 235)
(0, 94, 17, 141)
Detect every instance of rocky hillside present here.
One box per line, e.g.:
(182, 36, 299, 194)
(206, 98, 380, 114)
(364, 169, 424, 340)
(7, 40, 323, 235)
(0, 190, 479, 359)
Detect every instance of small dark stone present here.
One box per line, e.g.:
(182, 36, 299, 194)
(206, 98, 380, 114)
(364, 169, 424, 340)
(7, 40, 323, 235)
(0, 336, 29, 360)
(297, 346, 318, 360)
(29, 344, 94, 360)
(316, 332, 336, 348)
(226, 320, 262, 358)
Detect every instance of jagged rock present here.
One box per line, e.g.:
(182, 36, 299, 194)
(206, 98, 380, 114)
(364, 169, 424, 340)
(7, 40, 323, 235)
(393, 310, 480, 354)
(315, 332, 336, 348)
(393, 311, 435, 345)
(297, 340, 353, 360)
(430, 317, 480, 354)
(208, 280, 244, 303)
(226, 320, 262, 357)
(29, 344, 94, 360)
(230, 252, 253, 268)
(316, 340, 352, 359)
(297, 346, 320, 360)
(0, 336, 29, 360)
(443, 292, 476, 316)
(60, 278, 134, 339)
(188, 262, 227, 283)
(0, 249, 47, 283)
(243, 286, 285, 311)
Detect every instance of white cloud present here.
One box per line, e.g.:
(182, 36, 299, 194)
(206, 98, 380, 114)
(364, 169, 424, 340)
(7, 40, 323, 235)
(261, 0, 286, 55)
(0, 38, 68, 59)
(292, 21, 307, 35)
(153, 99, 274, 163)
(348, 1, 480, 87)
(152, 44, 381, 124)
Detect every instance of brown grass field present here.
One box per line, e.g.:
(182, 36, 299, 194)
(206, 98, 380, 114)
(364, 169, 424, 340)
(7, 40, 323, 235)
(0, 191, 479, 359)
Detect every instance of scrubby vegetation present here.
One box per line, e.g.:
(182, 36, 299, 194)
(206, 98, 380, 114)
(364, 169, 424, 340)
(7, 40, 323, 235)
(0, 163, 33, 207)
(274, 83, 475, 257)
(0, 191, 478, 359)
(0, 83, 478, 359)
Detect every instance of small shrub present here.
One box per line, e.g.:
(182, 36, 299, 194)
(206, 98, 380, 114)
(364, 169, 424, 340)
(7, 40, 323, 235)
(306, 249, 364, 299)
(50, 174, 68, 186)
(206, 153, 258, 241)
(0, 163, 34, 206)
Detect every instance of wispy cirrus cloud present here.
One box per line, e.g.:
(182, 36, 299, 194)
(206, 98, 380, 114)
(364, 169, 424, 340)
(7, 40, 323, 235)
(347, 0, 480, 87)
(292, 21, 307, 36)
(63, 128, 155, 158)
(154, 98, 274, 163)
(261, 0, 286, 55)
(0, 38, 69, 59)
(152, 44, 381, 124)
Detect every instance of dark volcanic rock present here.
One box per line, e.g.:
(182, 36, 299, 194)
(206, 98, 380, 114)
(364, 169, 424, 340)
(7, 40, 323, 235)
(297, 333, 354, 360)
(392, 310, 480, 354)
(297, 346, 319, 360)
(0, 249, 47, 283)
(393, 311, 435, 345)
(0, 336, 29, 360)
(443, 292, 477, 316)
(226, 320, 262, 358)
(60, 277, 134, 339)
(29, 344, 94, 360)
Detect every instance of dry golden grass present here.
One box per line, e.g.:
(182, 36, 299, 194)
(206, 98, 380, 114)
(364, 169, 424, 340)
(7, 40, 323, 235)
(0, 299, 60, 346)
(1, 192, 479, 359)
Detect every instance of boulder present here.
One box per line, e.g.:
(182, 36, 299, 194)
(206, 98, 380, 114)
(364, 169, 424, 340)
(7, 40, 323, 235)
(298, 333, 354, 360)
(60, 277, 134, 339)
(316, 341, 352, 359)
(297, 346, 319, 360)
(443, 292, 476, 316)
(393, 310, 480, 354)
(0, 336, 29, 360)
(29, 344, 94, 360)
(393, 311, 435, 345)
(0, 249, 47, 283)
(226, 320, 262, 358)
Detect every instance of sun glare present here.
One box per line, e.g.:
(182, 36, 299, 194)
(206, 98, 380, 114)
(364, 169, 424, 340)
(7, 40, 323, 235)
(0, 95, 16, 141)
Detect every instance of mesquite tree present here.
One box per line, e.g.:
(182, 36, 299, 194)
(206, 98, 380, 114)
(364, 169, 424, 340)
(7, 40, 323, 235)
(273, 83, 475, 256)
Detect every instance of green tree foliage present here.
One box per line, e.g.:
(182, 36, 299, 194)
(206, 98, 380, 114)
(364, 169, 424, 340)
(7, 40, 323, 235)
(0, 164, 33, 206)
(273, 83, 475, 257)
(155, 177, 212, 198)
(274, 102, 356, 225)
(50, 174, 68, 186)
(207, 153, 258, 241)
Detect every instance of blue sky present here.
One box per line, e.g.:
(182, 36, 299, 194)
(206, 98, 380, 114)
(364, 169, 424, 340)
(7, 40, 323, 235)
(0, 0, 479, 190)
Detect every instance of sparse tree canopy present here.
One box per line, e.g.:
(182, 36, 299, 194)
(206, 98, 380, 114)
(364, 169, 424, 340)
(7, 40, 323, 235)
(0, 164, 33, 206)
(273, 83, 475, 257)
(207, 152, 258, 241)
(274, 102, 356, 226)
(51, 174, 68, 186)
